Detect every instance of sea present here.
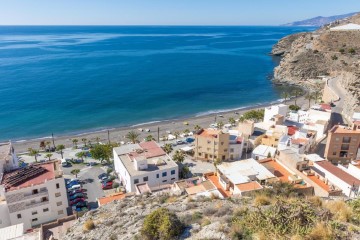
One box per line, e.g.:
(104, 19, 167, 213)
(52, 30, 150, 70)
(0, 26, 315, 141)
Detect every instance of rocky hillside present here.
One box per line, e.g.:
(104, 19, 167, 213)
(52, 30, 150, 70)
(283, 12, 358, 27)
(63, 185, 360, 240)
(273, 13, 360, 116)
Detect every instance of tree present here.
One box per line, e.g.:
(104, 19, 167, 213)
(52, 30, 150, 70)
(242, 109, 264, 122)
(81, 138, 87, 147)
(183, 129, 190, 135)
(76, 151, 87, 161)
(217, 121, 224, 130)
(180, 165, 190, 179)
(228, 117, 236, 126)
(72, 139, 79, 148)
(141, 208, 184, 240)
(71, 169, 80, 178)
(161, 135, 167, 144)
(291, 89, 302, 106)
(194, 125, 201, 132)
(174, 131, 180, 141)
(163, 144, 173, 155)
(28, 148, 39, 162)
(45, 153, 53, 161)
(145, 135, 154, 142)
(305, 92, 314, 109)
(56, 144, 65, 159)
(46, 141, 51, 151)
(313, 90, 321, 104)
(126, 130, 140, 144)
(173, 150, 185, 164)
(213, 158, 221, 173)
(339, 48, 345, 54)
(87, 140, 92, 147)
(289, 105, 301, 111)
(95, 137, 100, 144)
(39, 141, 46, 150)
(281, 91, 290, 104)
(90, 144, 114, 164)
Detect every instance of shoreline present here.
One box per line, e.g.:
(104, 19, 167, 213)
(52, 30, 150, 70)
(12, 95, 308, 154)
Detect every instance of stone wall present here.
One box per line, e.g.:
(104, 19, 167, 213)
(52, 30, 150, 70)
(322, 78, 339, 103)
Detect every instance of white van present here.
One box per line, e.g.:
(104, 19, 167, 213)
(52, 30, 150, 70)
(68, 184, 81, 191)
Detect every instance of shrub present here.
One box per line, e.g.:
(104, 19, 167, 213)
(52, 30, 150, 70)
(191, 211, 203, 223)
(107, 168, 113, 174)
(214, 206, 232, 217)
(254, 194, 271, 206)
(325, 200, 352, 222)
(307, 222, 333, 240)
(201, 218, 211, 227)
(308, 196, 323, 207)
(112, 182, 119, 188)
(203, 207, 217, 216)
(339, 48, 345, 54)
(141, 208, 183, 240)
(165, 196, 177, 203)
(83, 219, 95, 232)
(186, 202, 198, 210)
(349, 48, 356, 55)
(289, 104, 301, 111)
(331, 55, 338, 60)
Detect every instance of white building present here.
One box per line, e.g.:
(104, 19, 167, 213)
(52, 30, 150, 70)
(113, 141, 179, 193)
(252, 145, 276, 160)
(0, 161, 68, 231)
(228, 129, 245, 160)
(313, 161, 360, 198)
(264, 104, 288, 123)
(0, 142, 19, 173)
(288, 110, 308, 123)
(330, 23, 360, 31)
(338, 160, 360, 181)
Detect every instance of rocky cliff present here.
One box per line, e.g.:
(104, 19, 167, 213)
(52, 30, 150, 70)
(273, 13, 360, 116)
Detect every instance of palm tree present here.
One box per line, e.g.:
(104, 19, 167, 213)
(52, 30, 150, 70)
(45, 153, 53, 161)
(217, 121, 224, 130)
(180, 165, 190, 179)
(56, 144, 65, 159)
(95, 137, 100, 144)
(183, 129, 190, 135)
(228, 117, 236, 126)
(46, 141, 51, 151)
(126, 131, 140, 144)
(39, 141, 46, 150)
(291, 89, 302, 106)
(174, 131, 180, 141)
(145, 135, 154, 142)
(305, 92, 314, 109)
(213, 158, 221, 173)
(163, 143, 173, 155)
(81, 138, 87, 147)
(72, 139, 78, 148)
(76, 151, 86, 161)
(281, 91, 290, 104)
(28, 148, 39, 162)
(71, 169, 80, 178)
(194, 125, 201, 132)
(173, 150, 185, 164)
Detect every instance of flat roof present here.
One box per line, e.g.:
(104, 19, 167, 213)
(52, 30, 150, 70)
(197, 128, 223, 138)
(252, 145, 276, 156)
(218, 158, 276, 184)
(1, 162, 55, 192)
(185, 180, 216, 195)
(98, 192, 126, 206)
(305, 154, 325, 162)
(0, 223, 23, 240)
(315, 161, 360, 186)
(0, 143, 12, 161)
(236, 181, 262, 192)
(330, 125, 360, 134)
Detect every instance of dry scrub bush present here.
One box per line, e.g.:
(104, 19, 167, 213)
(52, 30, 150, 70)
(308, 196, 323, 207)
(254, 194, 271, 206)
(325, 200, 352, 222)
(307, 222, 333, 240)
(83, 219, 95, 232)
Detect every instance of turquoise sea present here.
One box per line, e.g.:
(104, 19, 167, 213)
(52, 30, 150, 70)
(0, 26, 314, 141)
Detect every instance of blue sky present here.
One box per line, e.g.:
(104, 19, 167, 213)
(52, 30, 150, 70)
(1, 0, 359, 25)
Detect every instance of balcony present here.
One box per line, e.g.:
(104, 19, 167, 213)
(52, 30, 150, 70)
(26, 199, 49, 208)
(7, 189, 48, 203)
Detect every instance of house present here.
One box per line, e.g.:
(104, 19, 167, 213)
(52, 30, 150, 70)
(113, 141, 179, 193)
(312, 161, 360, 198)
(264, 104, 288, 123)
(276, 149, 308, 171)
(184, 180, 224, 199)
(324, 122, 360, 164)
(260, 125, 287, 148)
(278, 129, 316, 154)
(288, 110, 308, 123)
(215, 158, 277, 196)
(252, 145, 276, 160)
(0, 223, 41, 240)
(227, 129, 245, 160)
(194, 129, 230, 161)
(0, 161, 68, 231)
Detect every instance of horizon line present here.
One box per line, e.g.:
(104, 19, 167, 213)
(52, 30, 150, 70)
(0, 24, 316, 27)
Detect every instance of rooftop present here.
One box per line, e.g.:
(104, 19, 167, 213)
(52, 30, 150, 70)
(98, 192, 126, 206)
(0, 223, 23, 240)
(206, 174, 231, 197)
(1, 162, 56, 192)
(196, 129, 223, 138)
(329, 125, 360, 134)
(217, 158, 276, 184)
(0, 142, 13, 161)
(252, 145, 276, 157)
(315, 161, 360, 186)
(185, 180, 217, 195)
(236, 181, 262, 192)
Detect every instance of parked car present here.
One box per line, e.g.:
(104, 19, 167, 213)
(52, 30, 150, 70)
(98, 173, 108, 179)
(102, 181, 113, 190)
(70, 198, 85, 206)
(74, 206, 88, 212)
(62, 162, 72, 167)
(72, 201, 88, 209)
(69, 189, 85, 196)
(69, 193, 86, 200)
(66, 181, 80, 188)
(67, 184, 81, 192)
(99, 176, 108, 183)
(186, 138, 195, 143)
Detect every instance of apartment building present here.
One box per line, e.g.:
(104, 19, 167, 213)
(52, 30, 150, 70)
(194, 129, 230, 161)
(0, 161, 68, 231)
(113, 141, 178, 193)
(263, 104, 288, 123)
(324, 122, 360, 164)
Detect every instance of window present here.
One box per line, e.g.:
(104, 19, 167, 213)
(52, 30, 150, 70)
(58, 210, 64, 215)
(56, 183, 60, 189)
(156, 174, 159, 179)
(171, 170, 176, 175)
(32, 189, 38, 195)
(198, 153, 202, 156)
(162, 180, 167, 183)
(43, 208, 49, 212)
(143, 176, 148, 182)
(224, 149, 228, 152)
(343, 137, 351, 143)
(333, 152, 337, 155)
(17, 214, 21, 219)
(134, 179, 139, 184)
(221, 142, 224, 145)
(341, 144, 350, 151)
(171, 178, 176, 181)
(230, 148, 234, 153)
(55, 192, 61, 197)
(32, 218, 38, 222)
(32, 211, 37, 215)
(222, 155, 226, 160)
(41, 197, 48, 202)
(162, 172, 167, 177)
(56, 201, 62, 206)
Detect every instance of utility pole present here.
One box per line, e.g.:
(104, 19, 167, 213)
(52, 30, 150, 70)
(107, 130, 110, 144)
(51, 133, 55, 149)
(157, 127, 160, 143)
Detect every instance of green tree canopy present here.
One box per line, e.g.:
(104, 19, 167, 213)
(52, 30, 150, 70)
(173, 150, 185, 164)
(56, 144, 65, 159)
(76, 151, 87, 161)
(71, 169, 80, 178)
(242, 109, 265, 122)
(126, 130, 140, 144)
(28, 148, 39, 162)
(89, 143, 118, 164)
(163, 143, 173, 155)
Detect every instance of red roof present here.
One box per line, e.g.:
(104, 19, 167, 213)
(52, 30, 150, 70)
(315, 161, 360, 186)
(287, 126, 298, 136)
(320, 104, 332, 111)
(137, 141, 166, 158)
(1, 162, 55, 191)
(98, 192, 126, 206)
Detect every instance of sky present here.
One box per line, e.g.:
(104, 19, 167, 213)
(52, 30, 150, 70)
(1, 0, 359, 26)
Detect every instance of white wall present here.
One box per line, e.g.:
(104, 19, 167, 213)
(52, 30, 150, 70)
(264, 105, 288, 122)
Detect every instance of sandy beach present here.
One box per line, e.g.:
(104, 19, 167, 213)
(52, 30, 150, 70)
(11, 95, 309, 154)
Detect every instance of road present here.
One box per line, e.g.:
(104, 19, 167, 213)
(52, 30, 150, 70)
(327, 77, 348, 126)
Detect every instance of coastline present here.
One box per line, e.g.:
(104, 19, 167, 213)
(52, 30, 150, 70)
(12, 95, 308, 154)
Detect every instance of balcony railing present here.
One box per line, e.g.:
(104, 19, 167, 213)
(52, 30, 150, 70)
(7, 189, 48, 203)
